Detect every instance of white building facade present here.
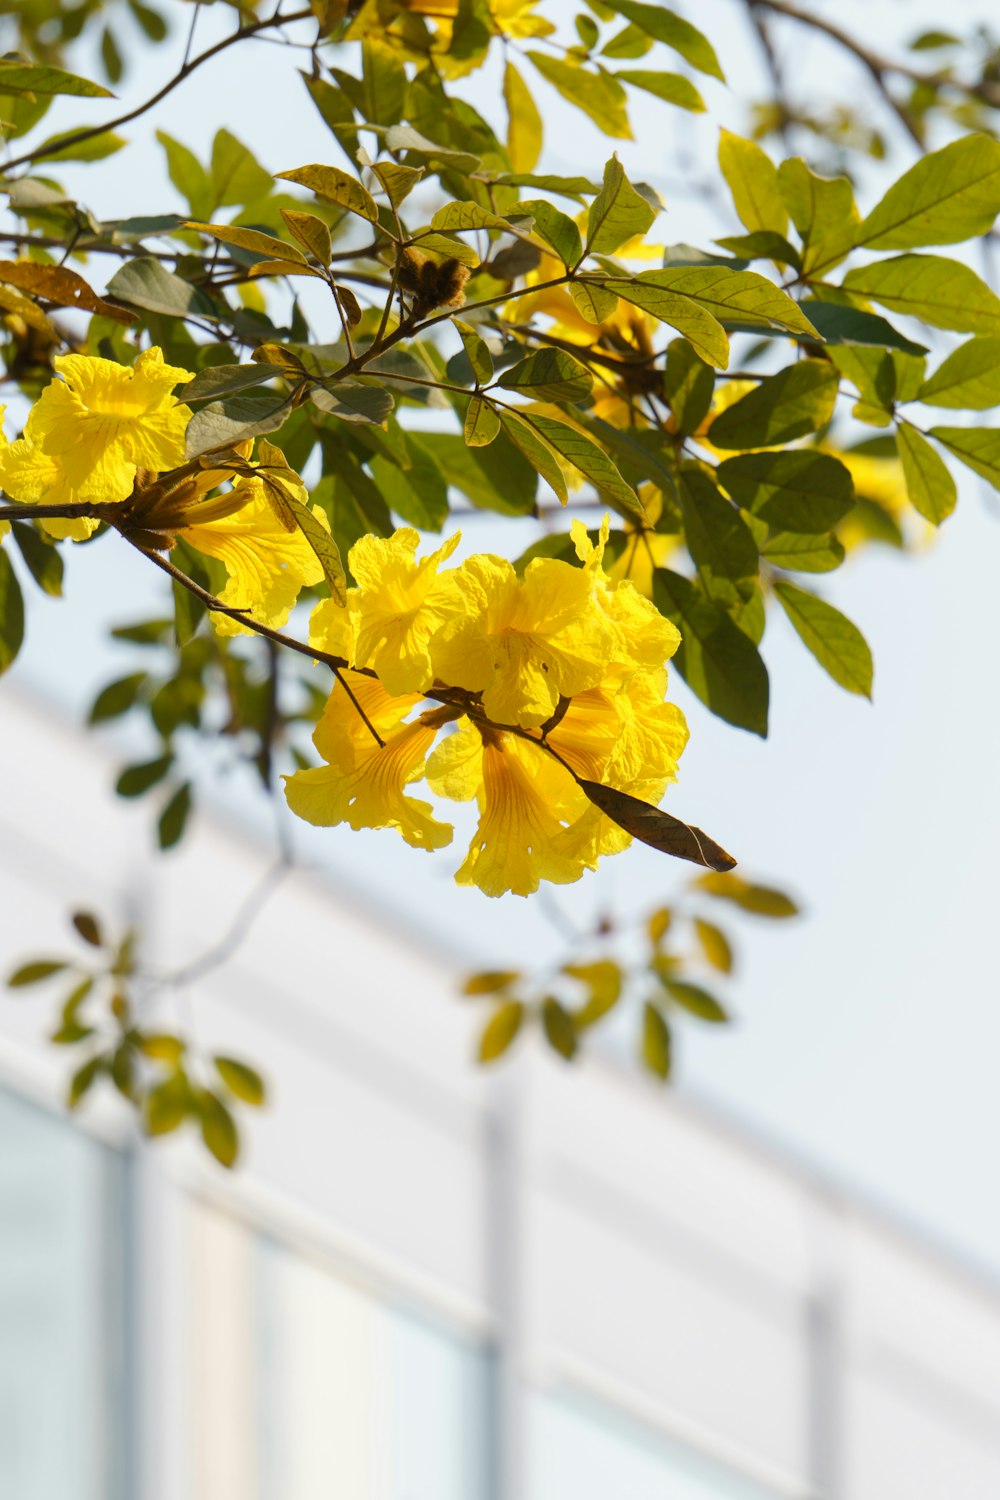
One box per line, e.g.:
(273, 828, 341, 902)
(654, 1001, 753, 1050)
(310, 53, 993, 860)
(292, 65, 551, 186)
(2, 685, 1000, 1500)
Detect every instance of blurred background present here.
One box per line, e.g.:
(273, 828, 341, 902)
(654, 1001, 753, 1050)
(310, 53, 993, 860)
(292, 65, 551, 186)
(2, 0, 1000, 1495)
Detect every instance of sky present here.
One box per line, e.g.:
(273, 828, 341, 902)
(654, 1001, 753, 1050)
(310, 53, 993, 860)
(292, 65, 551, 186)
(4, 0, 1000, 1278)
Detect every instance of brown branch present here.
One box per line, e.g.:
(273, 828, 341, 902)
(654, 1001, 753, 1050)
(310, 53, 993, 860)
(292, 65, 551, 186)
(3, 7, 317, 175)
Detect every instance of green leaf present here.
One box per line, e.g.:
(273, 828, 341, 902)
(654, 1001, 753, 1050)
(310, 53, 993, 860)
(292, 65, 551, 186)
(408, 231, 481, 267)
(762, 531, 845, 574)
(214, 1055, 266, 1106)
(116, 755, 173, 798)
(0, 59, 112, 97)
(693, 918, 733, 974)
(541, 997, 578, 1060)
(648, 907, 673, 943)
(842, 255, 1000, 337)
(199, 1090, 240, 1167)
(497, 347, 594, 403)
(777, 158, 859, 277)
(928, 426, 1000, 492)
(896, 425, 957, 524)
(602, 1, 724, 78)
(653, 568, 769, 735)
(0, 549, 25, 676)
(678, 468, 758, 602)
(497, 409, 568, 504)
(416, 430, 536, 517)
(641, 1002, 672, 1079)
(172, 575, 205, 646)
(694, 872, 799, 916)
(89, 672, 147, 723)
(210, 128, 271, 209)
(707, 360, 838, 449)
(504, 60, 542, 173)
(453, 319, 494, 385)
(11, 522, 63, 596)
(800, 300, 928, 357)
(382, 125, 481, 173)
(8, 960, 68, 987)
(857, 133, 1000, 251)
(917, 337, 1000, 409)
(158, 782, 192, 850)
(360, 38, 407, 125)
(717, 451, 854, 533)
(518, 198, 582, 268)
(185, 392, 297, 456)
(577, 779, 737, 870)
(714, 231, 801, 268)
(155, 129, 212, 218)
(520, 412, 640, 515)
(464, 395, 501, 447)
(182, 363, 286, 403)
(718, 129, 786, 236)
(478, 1001, 525, 1062)
(106, 257, 218, 320)
(527, 53, 631, 140)
(276, 163, 378, 223)
(774, 581, 873, 697)
(309, 382, 394, 425)
(663, 338, 715, 434)
(585, 154, 656, 257)
(664, 979, 729, 1023)
(493, 172, 599, 197)
(616, 70, 705, 112)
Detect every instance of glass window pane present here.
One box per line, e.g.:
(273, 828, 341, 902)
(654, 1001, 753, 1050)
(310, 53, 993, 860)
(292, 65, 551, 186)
(530, 1389, 780, 1500)
(0, 1086, 124, 1500)
(255, 1235, 493, 1500)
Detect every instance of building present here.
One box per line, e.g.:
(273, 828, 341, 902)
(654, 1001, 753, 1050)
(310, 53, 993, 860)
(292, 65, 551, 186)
(2, 685, 1000, 1500)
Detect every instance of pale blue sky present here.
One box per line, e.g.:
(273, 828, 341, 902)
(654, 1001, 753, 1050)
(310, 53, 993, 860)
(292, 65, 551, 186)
(6, 0, 1000, 1276)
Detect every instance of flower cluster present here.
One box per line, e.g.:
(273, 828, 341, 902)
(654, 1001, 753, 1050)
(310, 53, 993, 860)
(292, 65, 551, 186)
(284, 523, 689, 898)
(0, 348, 323, 632)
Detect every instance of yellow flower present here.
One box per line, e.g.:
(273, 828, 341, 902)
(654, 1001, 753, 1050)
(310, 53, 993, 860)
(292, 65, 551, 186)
(427, 722, 587, 896)
(0, 424, 102, 542)
(179, 474, 325, 637)
(571, 517, 682, 672)
(349, 527, 463, 694)
(432, 552, 616, 727)
(284, 673, 453, 850)
(23, 347, 193, 502)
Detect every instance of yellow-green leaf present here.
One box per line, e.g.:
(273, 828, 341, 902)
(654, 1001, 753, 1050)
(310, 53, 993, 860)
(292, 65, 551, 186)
(777, 158, 859, 277)
(774, 581, 873, 697)
(464, 396, 501, 447)
(928, 425, 1000, 493)
(603, 1, 724, 79)
(896, 425, 957, 524)
(214, 1055, 267, 1106)
(528, 53, 631, 140)
(857, 133, 1000, 251)
(585, 154, 656, 257)
(917, 336, 1000, 409)
(276, 163, 379, 223)
(281, 209, 333, 266)
(504, 60, 541, 173)
(478, 1001, 524, 1062)
(641, 1002, 672, 1079)
(694, 873, 799, 916)
(186, 221, 307, 264)
(498, 347, 593, 403)
(693, 918, 733, 974)
(842, 255, 1000, 337)
(719, 129, 787, 237)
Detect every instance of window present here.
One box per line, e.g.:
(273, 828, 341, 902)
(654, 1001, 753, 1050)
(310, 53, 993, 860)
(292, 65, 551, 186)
(530, 1389, 781, 1500)
(0, 1086, 125, 1500)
